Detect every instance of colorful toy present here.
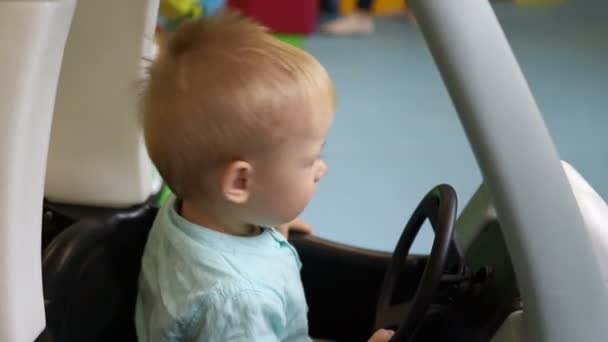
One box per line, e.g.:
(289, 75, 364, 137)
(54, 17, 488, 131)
(275, 34, 305, 48)
(158, 0, 226, 32)
(160, 0, 203, 20)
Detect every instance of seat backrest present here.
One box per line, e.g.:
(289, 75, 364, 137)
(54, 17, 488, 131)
(41, 204, 158, 342)
(44, 0, 161, 207)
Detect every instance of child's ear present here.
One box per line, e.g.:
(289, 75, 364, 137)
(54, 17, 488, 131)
(221, 161, 252, 204)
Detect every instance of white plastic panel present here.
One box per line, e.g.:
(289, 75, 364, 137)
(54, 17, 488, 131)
(487, 162, 607, 342)
(562, 161, 608, 285)
(0, 1, 76, 341)
(45, 0, 161, 208)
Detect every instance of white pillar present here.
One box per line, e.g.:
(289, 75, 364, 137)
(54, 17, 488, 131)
(411, 0, 608, 340)
(0, 1, 76, 341)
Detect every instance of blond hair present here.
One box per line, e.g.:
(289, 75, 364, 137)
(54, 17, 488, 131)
(141, 12, 336, 200)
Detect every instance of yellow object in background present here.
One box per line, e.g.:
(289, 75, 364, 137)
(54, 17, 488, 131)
(160, 0, 203, 20)
(373, 0, 406, 15)
(339, 0, 407, 16)
(338, 0, 357, 14)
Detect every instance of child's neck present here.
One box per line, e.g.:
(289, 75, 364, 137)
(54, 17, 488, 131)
(180, 199, 261, 236)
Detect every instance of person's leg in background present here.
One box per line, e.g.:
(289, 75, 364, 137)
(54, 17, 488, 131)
(320, 0, 375, 36)
(320, 0, 414, 36)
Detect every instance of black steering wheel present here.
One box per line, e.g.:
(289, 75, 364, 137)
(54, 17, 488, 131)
(375, 184, 458, 341)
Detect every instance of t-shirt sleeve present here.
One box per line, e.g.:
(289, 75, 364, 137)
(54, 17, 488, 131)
(187, 289, 287, 342)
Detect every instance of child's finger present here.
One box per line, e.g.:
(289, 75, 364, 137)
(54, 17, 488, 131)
(368, 329, 395, 342)
(288, 220, 314, 234)
(277, 218, 314, 238)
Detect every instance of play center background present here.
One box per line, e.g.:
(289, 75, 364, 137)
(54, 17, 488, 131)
(156, 0, 607, 253)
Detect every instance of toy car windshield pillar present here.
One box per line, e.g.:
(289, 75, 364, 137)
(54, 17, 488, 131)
(410, 0, 608, 340)
(0, 1, 76, 341)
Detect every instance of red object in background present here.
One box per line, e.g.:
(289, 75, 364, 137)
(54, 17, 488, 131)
(227, 0, 319, 34)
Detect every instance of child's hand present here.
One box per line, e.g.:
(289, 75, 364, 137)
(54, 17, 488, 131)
(277, 217, 313, 239)
(368, 329, 395, 342)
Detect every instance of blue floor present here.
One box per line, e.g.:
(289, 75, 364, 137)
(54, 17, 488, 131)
(301, 1, 608, 253)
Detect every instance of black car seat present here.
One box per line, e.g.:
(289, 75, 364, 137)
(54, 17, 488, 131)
(41, 204, 157, 342)
(40, 202, 396, 341)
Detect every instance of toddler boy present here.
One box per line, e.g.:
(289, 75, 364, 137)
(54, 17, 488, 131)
(135, 11, 393, 342)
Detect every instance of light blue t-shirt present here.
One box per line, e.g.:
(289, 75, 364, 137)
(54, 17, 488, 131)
(135, 196, 312, 342)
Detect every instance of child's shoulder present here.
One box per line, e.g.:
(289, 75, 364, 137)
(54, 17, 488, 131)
(142, 200, 288, 291)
